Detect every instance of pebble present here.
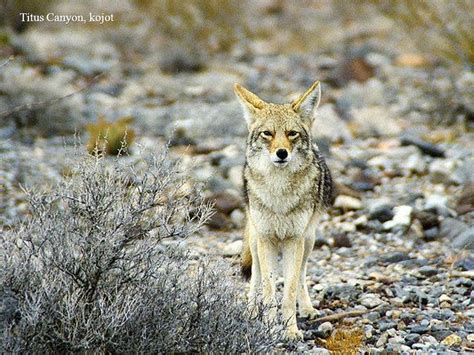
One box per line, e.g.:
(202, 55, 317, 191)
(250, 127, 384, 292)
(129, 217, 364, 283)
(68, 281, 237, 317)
(400, 135, 445, 157)
(429, 159, 456, 184)
(230, 209, 245, 228)
(359, 293, 383, 308)
(441, 334, 462, 347)
(402, 153, 426, 174)
(424, 194, 450, 216)
(418, 265, 438, 277)
(222, 240, 242, 257)
(207, 191, 242, 215)
(333, 233, 352, 248)
(368, 204, 394, 223)
(318, 322, 333, 337)
(439, 294, 452, 303)
(383, 205, 412, 230)
(376, 332, 388, 347)
(452, 227, 474, 250)
(334, 195, 363, 211)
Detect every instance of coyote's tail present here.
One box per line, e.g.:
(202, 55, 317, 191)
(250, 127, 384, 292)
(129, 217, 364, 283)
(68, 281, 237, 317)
(241, 225, 252, 280)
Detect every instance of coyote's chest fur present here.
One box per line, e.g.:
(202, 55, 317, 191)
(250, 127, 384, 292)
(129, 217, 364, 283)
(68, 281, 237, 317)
(244, 149, 328, 240)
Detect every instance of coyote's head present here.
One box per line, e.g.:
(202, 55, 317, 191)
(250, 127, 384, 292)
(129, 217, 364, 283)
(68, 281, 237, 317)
(234, 81, 321, 169)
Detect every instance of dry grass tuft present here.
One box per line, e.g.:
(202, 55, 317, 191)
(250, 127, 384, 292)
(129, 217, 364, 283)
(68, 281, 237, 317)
(319, 327, 364, 354)
(86, 116, 135, 155)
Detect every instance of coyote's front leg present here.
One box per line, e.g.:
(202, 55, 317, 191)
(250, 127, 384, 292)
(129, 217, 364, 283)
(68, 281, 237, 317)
(281, 237, 305, 341)
(256, 237, 278, 323)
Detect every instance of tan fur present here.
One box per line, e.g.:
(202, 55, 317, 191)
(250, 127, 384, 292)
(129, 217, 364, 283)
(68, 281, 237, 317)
(234, 81, 332, 341)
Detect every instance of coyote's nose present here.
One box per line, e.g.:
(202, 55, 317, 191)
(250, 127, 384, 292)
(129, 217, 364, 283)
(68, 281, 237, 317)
(276, 149, 288, 160)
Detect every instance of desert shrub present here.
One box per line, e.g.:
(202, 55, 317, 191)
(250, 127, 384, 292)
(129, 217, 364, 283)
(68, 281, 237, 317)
(336, 0, 473, 67)
(1, 147, 280, 353)
(86, 116, 136, 155)
(133, 0, 250, 59)
(0, 63, 84, 136)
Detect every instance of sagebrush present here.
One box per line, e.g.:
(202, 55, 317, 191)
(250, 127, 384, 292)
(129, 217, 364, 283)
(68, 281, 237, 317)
(1, 147, 280, 353)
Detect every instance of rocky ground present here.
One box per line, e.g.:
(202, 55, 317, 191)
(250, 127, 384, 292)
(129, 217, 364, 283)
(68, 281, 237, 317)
(1, 1, 473, 353)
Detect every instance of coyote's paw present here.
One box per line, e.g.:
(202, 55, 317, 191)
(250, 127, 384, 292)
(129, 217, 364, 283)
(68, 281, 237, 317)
(299, 306, 319, 320)
(284, 327, 304, 342)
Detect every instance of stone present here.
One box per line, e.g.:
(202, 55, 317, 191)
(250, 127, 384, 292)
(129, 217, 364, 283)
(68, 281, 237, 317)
(379, 321, 397, 331)
(439, 294, 452, 303)
(441, 334, 462, 347)
(439, 218, 468, 240)
(333, 233, 352, 248)
(402, 153, 427, 174)
(381, 252, 411, 263)
(456, 183, 474, 215)
(359, 293, 383, 308)
(400, 135, 445, 157)
(411, 324, 429, 334)
(318, 322, 333, 337)
(334, 195, 363, 211)
(222, 240, 243, 257)
(383, 205, 413, 230)
(354, 215, 368, 227)
(429, 159, 456, 184)
(230, 209, 245, 228)
(376, 332, 388, 347)
(452, 227, 474, 250)
(206, 191, 242, 215)
(424, 194, 450, 216)
(414, 210, 439, 230)
(418, 265, 438, 277)
(424, 227, 439, 241)
(369, 204, 394, 222)
(205, 212, 232, 230)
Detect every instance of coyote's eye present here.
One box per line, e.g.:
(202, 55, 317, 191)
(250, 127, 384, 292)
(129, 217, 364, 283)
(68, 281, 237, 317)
(288, 130, 299, 138)
(261, 131, 272, 138)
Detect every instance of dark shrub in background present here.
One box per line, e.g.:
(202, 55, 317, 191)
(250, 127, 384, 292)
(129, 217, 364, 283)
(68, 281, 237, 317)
(1, 148, 279, 353)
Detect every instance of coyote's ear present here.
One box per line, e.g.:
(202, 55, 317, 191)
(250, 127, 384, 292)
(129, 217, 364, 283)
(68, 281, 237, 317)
(234, 83, 265, 126)
(291, 81, 321, 122)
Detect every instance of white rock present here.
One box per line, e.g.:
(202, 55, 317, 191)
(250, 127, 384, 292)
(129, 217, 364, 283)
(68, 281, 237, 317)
(354, 215, 368, 227)
(368, 155, 393, 170)
(429, 159, 456, 184)
(230, 209, 245, 228)
(360, 293, 383, 308)
(439, 294, 452, 303)
(383, 205, 412, 230)
(318, 321, 333, 335)
(222, 240, 242, 257)
(334, 195, 363, 210)
(424, 194, 449, 214)
(402, 153, 426, 174)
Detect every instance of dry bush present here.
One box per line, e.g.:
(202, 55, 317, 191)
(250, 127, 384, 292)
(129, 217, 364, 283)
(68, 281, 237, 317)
(133, 0, 250, 58)
(1, 147, 280, 353)
(337, 0, 473, 67)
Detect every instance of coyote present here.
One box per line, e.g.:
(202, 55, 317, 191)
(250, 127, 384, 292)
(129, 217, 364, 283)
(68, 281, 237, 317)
(234, 81, 333, 340)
